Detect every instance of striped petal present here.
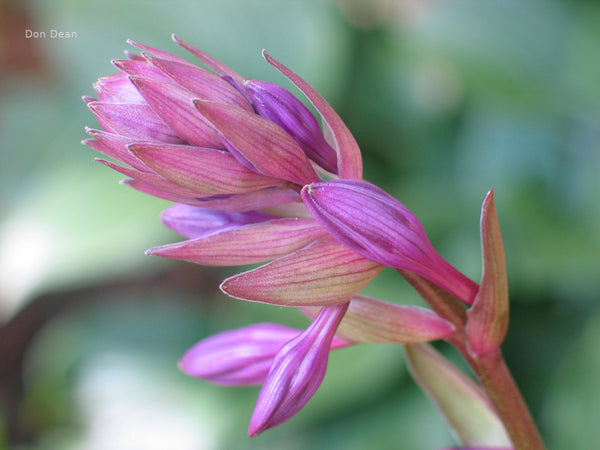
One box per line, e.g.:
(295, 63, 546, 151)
(83, 129, 151, 172)
(172, 34, 246, 91)
(302, 179, 479, 305)
(301, 295, 454, 344)
(95, 159, 207, 198)
(145, 53, 252, 111)
(220, 239, 384, 306)
(245, 80, 338, 173)
(88, 102, 183, 143)
(124, 181, 300, 212)
(179, 323, 351, 387)
(130, 77, 222, 148)
(263, 51, 362, 180)
(248, 303, 348, 436)
(147, 218, 327, 266)
(195, 101, 320, 186)
(130, 143, 282, 194)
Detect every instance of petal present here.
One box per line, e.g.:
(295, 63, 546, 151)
(195, 101, 319, 185)
(221, 239, 384, 306)
(129, 143, 282, 194)
(127, 38, 195, 67)
(88, 101, 183, 143)
(121, 179, 213, 206)
(245, 80, 337, 173)
(160, 204, 275, 239)
(263, 51, 362, 179)
(248, 303, 348, 436)
(112, 58, 174, 83)
(129, 77, 223, 148)
(172, 34, 246, 91)
(301, 295, 455, 344)
(83, 128, 151, 172)
(144, 53, 252, 111)
(179, 323, 301, 386)
(189, 187, 301, 212)
(147, 218, 327, 266)
(123, 181, 300, 212)
(95, 158, 208, 198)
(302, 180, 479, 305)
(180, 322, 351, 387)
(466, 191, 509, 356)
(94, 72, 145, 103)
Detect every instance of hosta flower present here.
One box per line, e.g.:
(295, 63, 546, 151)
(83, 36, 466, 435)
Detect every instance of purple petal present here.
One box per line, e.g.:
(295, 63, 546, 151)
(147, 217, 327, 266)
(245, 80, 338, 173)
(160, 204, 275, 238)
(179, 323, 301, 386)
(248, 303, 349, 436)
(129, 142, 282, 194)
(220, 239, 384, 306)
(195, 101, 320, 186)
(129, 77, 223, 148)
(302, 180, 479, 305)
(87, 101, 183, 143)
(263, 51, 362, 180)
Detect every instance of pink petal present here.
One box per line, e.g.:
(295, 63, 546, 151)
(83, 128, 151, 172)
(129, 142, 282, 194)
(94, 72, 146, 104)
(144, 53, 252, 111)
(129, 77, 223, 148)
(248, 303, 348, 436)
(263, 51, 362, 180)
(147, 217, 327, 266)
(112, 58, 174, 83)
(301, 295, 454, 344)
(88, 101, 183, 143)
(220, 239, 384, 306)
(95, 158, 208, 198)
(195, 101, 319, 185)
(172, 34, 246, 90)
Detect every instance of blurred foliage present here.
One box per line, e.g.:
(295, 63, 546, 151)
(1, 0, 599, 448)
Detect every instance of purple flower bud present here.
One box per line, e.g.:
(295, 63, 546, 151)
(179, 323, 300, 386)
(248, 303, 348, 436)
(245, 80, 338, 174)
(180, 323, 349, 387)
(301, 179, 479, 305)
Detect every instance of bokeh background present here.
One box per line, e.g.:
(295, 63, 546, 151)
(1, 0, 599, 448)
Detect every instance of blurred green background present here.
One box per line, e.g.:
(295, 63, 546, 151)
(1, 0, 599, 448)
